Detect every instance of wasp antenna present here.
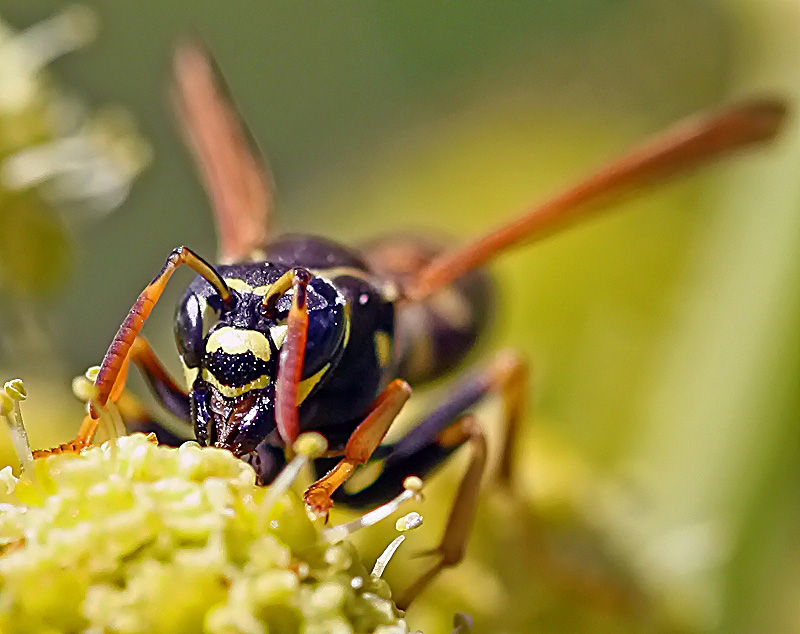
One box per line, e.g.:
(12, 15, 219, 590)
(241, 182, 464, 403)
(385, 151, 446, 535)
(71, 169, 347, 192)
(404, 97, 789, 302)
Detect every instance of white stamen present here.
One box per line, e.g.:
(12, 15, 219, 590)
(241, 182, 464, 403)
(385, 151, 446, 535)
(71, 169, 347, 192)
(371, 536, 405, 579)
(396, 511, 423, 532)
(11, 6, 97, 72)
(370, 511, 424, 579)
(2, 380, 34, 475)
(258, 432, 327, 526)
(106, 400, 126, 440)
(323, 476, 424, 544)
(88, 397, 114, 448)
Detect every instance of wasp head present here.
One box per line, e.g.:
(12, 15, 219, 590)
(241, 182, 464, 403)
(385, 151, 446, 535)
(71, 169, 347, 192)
(174, 263, 348, 456)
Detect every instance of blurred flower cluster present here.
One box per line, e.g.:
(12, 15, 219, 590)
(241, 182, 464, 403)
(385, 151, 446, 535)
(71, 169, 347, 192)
(0, 433, 411, 634)
(0, 5, 149, 298)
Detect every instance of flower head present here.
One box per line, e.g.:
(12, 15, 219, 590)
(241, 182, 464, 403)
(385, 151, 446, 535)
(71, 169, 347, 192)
(0, 434, 410, 634)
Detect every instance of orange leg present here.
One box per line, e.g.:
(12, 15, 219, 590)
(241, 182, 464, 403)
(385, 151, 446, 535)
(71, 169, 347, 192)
(35, 247, 230, 457)
(397, 415, 487, 610)
(312, 351, 527, 608)
(304, 379, 412, 517)
(493, 351, 528, 485)
(33, 336, 193, 458)
(128, 337, 187, 401)
(396, 353, 526, 609)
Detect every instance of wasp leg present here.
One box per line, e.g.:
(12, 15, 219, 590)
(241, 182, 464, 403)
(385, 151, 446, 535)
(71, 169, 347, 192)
(310, 351, 526, 607)
(273, 268, 311, 446)
(94, 246, 229, 414)
(397, 415, 487, 611)
(123, 337, 193, 444)
(319, 350, 527, 509)
(304, 379, 412, 517)
(128, 337, 191, 422)
(38, 247, 231, 455)
(495, 350, 527, 485)
(100, 336, 192, 443)
(114, 391, 191, 446)
(33, 340, 192, 459)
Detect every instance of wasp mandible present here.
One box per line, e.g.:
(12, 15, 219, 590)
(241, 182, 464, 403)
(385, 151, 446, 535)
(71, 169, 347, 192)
(35, 43, 787, 600)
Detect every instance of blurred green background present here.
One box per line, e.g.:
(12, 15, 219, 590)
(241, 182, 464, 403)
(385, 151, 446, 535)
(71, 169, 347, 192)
(0, 1, 798, 633)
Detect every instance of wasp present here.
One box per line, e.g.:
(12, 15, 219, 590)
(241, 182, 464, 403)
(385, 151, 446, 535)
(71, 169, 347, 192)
(35, 43, 785, 602)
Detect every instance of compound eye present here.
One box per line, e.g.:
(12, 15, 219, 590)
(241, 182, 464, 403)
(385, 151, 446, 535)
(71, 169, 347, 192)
(175, 292, 219, 368)
(271, 293, 291, 321)
(266, 277, 347, 377)
(301, 280, 347, 377)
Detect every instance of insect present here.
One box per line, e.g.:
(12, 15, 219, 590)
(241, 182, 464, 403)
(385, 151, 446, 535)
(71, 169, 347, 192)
(35, 43, 785, 603)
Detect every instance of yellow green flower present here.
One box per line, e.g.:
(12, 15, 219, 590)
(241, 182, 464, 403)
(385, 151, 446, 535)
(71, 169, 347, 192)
(0, 434, 409, 634)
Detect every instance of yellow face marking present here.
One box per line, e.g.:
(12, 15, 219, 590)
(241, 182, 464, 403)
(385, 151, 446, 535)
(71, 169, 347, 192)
(224, 267, 386, 310)
(200, 365, 328, 402)
(182, 364, 199, 389)
(224, 278, 273, 296)
(269, 324, 288, 348)
(198, 358, 326, 402)
(211, 273, 350, 407)
(201, 370, 272, 398)
(296, 364, 330, 405)
(225, 269, 368, 296)
(206, 327, 272, 362)
(374, 331, 393, 367)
